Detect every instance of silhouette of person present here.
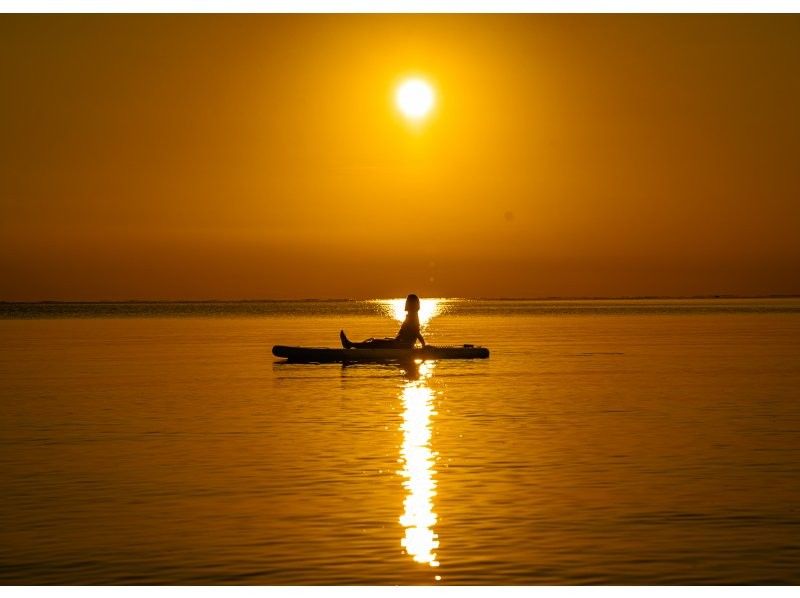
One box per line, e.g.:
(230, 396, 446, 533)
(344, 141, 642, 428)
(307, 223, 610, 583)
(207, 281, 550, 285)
(340, 294, 426, 349)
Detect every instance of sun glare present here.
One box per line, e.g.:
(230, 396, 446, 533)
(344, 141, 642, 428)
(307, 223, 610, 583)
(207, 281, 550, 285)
(395, 78, 435, 121)
(377, 298, 442, 329)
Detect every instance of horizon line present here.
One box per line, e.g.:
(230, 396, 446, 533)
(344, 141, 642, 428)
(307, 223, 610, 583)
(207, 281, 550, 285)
(2, 294, 800, 304)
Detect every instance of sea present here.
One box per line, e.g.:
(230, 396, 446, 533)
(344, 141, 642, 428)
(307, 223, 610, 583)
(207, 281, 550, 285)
(1, 298, 799, 585)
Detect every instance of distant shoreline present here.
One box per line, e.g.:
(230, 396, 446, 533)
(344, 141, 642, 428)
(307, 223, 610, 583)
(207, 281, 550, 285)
(2, 295, 799, 305)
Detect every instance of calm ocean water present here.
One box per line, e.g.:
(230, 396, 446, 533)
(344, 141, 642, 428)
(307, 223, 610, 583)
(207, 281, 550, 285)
(1, 299, 799, 584)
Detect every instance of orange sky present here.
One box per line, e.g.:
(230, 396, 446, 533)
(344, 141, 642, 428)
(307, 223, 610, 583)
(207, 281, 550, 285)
(2, 14, 799, 300)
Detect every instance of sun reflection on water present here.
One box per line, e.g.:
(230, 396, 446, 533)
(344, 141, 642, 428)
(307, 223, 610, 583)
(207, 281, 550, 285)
(374, 298, 444, 329)
(398, 360, 439, 568)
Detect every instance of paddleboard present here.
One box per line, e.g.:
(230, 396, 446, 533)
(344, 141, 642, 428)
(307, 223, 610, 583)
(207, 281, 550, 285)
(272, 344, 490, 363)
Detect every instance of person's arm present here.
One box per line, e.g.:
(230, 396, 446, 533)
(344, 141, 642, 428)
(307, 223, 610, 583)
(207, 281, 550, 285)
(417, 330, 426, 347)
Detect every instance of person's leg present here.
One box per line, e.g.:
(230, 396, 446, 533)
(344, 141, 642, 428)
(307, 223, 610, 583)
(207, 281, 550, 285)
(341, 330, 399, 349)
(340, 330, 353, 349)
(341, 330, 411, 349)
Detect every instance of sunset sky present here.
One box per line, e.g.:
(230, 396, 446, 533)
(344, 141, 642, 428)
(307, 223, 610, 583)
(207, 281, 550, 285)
(2, 14, 799, 300)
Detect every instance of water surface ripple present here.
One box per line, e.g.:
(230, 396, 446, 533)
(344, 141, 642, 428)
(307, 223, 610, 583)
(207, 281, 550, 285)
(1, 299, 799, 584)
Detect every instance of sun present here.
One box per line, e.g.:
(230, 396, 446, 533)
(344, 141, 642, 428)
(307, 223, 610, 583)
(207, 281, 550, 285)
(395, 77, 436, 121)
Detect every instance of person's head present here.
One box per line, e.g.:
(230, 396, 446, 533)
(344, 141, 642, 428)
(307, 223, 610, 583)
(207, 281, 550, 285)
(404, 294, 421, 313)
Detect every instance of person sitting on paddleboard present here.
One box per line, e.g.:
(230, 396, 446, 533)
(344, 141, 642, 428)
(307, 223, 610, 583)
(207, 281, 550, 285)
(340, 294, 426, 349)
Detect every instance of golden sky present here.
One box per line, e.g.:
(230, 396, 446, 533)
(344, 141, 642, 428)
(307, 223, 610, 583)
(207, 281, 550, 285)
(2, 15, 799, 300)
